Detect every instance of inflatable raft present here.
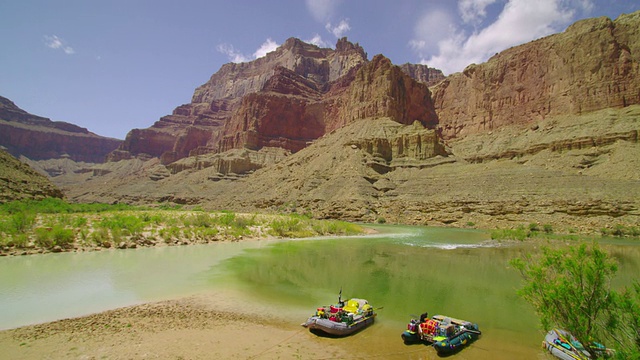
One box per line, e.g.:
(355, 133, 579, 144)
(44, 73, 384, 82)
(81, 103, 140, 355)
(401, 313, 481, 355)
(542, 329, 614, 360)
(302, 297, 376, 336)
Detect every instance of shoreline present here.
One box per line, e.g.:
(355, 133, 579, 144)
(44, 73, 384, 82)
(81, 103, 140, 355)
(0, 292, 354, 360)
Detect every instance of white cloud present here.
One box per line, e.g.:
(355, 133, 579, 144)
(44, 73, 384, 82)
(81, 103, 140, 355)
(44, 35, 75, 54)
(253, 38, 279, 58)
(410, 9, 458, 52)
(305, 34, 332, 48)
(458, 0, 498, 25)
(216, 43, 249, 63)
(412, 0, 593, 75)
(306, 0, 341, 22)
(326, 19, 351, 38)
(217, 38, 280, 63)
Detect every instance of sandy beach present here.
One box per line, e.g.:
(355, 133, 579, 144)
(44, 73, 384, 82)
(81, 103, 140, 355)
(0, 291, 359, 360)
(0, 290, 537, 360)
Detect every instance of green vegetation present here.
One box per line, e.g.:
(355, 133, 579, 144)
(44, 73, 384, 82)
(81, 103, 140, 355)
(511, 243, 640, 359)
(0, 198, 365, 254)
(601, 224, 640, 238)
(493, 222, 640, 242)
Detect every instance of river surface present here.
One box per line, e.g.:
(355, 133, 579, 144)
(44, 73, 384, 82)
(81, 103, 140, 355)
(1, 225, 638, 359)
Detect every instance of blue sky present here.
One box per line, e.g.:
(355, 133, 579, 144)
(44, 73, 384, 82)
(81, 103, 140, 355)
(1, 0, 638, 139)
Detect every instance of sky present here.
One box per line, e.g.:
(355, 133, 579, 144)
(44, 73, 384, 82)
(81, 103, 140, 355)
(1, 0, 638, 140)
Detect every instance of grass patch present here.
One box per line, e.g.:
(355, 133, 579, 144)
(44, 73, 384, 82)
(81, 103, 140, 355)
(0, 199, 366, 253)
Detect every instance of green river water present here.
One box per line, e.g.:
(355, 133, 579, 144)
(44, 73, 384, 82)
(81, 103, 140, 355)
(1, 224, 638, 359)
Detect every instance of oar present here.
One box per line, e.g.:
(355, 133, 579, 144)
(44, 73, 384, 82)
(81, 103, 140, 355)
(553, 329, 589, 360)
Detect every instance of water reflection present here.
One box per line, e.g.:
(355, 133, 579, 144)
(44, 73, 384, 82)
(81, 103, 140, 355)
(1, 225, 638, 358)
(0, 241, 268, 330)
(214, 226, 640, 357)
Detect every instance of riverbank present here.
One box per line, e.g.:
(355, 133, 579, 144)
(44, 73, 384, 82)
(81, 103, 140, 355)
(0, 204, 365, 257)
(0, 291, 355, 360)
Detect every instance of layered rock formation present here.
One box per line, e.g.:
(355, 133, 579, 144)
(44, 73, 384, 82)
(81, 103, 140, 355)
(42, 11, 640, 233)
(399, 63, 446, 87)
(109, 38, 439, 175)
(0, 96, 121, 163)
(432, 12, 640, 139)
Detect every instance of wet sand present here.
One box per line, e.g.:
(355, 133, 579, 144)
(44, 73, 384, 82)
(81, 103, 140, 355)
(0, 291, 354, 360)
(0, 289, 546, 360)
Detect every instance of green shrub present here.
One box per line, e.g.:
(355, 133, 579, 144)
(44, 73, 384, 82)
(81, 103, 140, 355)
(99, 215, 144, 236)
(543, 224, 553, 234)
(5, 234, 29, 248)
(491, 227, 528, 241)
(34, 227, 54, 248)
(72, 216, 88, 228)
(89, 228, 110, 245)
(9, 212, 36, 234)
(216, 212, 236, 226)
(269, 218, 303, 237)
(52, 226, 75, 247)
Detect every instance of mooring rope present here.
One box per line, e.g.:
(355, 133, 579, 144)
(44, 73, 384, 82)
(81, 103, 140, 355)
(246, 326, 307, 359)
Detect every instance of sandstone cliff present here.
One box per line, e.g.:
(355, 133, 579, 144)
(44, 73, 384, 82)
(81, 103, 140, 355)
(109, 38, 439, 177)
(0, 96, 122, 163)
(110, 38, 371, 165)
(399, 63, 446, 87)
(432, 12, 640, 139)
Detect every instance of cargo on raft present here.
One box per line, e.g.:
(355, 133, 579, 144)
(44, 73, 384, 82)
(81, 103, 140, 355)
(542, 329, 614, 360)
(401, 312, 481, 355)
(301, 296, 376, 337)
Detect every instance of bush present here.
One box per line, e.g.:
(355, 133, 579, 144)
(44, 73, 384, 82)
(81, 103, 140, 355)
(269, 218, 304, 237)
(511, 243, 640, 358)
(4, 234, 29, 248)
(52, 226, 75, 247)
(89, 228, 110, 245)
(34, 227, 54, 248)
(9, 212, 36, 234)
(491, 227, 528, 241)
(99, 215, 144, 236)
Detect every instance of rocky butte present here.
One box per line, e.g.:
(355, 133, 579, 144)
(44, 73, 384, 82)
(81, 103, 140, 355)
(0, 96, 121, 164)
(106, 37, 443, 176)
(13, 11, 640, 233)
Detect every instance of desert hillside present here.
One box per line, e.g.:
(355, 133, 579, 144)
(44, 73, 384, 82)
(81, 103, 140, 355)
(0, 149, 63, 202)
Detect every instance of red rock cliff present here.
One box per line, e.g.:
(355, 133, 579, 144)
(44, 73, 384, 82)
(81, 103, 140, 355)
(432, 12, 640, 139)
(0, 96, 121, 163)
(110, 37, 438, 165)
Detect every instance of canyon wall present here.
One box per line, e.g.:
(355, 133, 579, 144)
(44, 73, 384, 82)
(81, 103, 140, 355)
(432, 12, 640, 139)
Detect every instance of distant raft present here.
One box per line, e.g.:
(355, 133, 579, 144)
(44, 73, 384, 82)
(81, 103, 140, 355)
(301, 297, 376, 336)
(401, 312, 481, 355)
(542, 329, 614, 360)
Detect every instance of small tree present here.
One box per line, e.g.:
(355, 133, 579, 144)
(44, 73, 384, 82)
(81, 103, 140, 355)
(510, 243, 617, 357)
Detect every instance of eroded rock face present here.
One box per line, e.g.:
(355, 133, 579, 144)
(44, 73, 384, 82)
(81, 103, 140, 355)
(0, 96, 121, 163)
(399, 63, 446, 87)
(432, 12, 640, 139)
(110, 38, 439, 173)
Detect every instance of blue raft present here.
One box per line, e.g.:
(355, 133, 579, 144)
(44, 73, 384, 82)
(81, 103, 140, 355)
(401, 313, 481, 355)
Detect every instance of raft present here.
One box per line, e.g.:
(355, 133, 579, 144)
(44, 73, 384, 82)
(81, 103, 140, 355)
(542, 329, 614, 360)
(401, 313, 481, 354)
(302, 297, 376, 336)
